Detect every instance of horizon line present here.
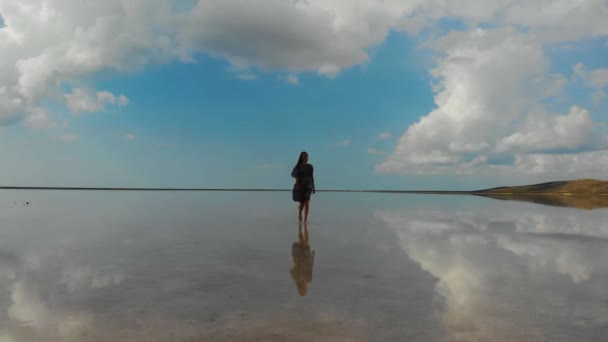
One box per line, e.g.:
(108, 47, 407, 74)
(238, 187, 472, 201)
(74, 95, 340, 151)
(0, 186, 475, 194)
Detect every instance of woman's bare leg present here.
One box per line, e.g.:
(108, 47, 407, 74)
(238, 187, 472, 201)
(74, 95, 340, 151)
(298, 202, 304, 221)
(304, 200, 310, 222)
(303, 220, 309, 245)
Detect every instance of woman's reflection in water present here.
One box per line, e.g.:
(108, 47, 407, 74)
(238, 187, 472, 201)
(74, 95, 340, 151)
(290, 220, 315, 296)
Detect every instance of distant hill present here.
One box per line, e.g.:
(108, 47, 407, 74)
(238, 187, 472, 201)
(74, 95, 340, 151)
(475, 179, 608, 195)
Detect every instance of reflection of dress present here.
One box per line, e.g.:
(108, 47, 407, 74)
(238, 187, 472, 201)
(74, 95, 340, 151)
(290, 242, 315, 296)
(291, 164, 315, 202)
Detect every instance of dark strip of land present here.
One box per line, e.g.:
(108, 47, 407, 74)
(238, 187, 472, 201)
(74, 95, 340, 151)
(0, 186, 473, 194)
(1, 179, 607, 196)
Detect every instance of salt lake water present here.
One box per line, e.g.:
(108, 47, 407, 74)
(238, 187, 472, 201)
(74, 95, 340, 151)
(0, 191, 607, 341)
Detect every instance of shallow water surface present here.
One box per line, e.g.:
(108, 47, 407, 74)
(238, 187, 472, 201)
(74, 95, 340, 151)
(0, 191, 607, 341)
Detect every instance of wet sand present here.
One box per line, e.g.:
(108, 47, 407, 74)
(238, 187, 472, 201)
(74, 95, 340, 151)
(0, 191, 607, 341)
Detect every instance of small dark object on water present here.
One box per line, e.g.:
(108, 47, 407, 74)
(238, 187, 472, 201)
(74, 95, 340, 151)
(26, 202, 29, 205)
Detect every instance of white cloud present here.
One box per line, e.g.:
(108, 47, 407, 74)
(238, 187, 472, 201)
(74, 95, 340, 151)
(496, 106, 594, 153)
(56, 133, 79, 142)
(500, 0, 608, 43)
(179, 0, 423, 75)
(124, 133, 136, 141)
(380, 149, 608, 178)
(380, 30, 539, 164)
(377, 27, 607, 176)
(0, 0, 606, 107)
(0, 87, 23, 125)
(24, 107, 56, 130)
(64, 88, 129, 114)
(15, 0, 600, 126)
(377, 132, 392, 140)
(496, 150, 608, 176)
(574, 63, 608, 89)
(0, 0, 176, 126)
(0, 0, 607, 182)
(574, 63, 608, 106)
(285, 75, 299, 85)
(588, 69, 608, 89)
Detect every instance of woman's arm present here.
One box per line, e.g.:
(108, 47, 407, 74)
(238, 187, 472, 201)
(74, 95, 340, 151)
(291, 165, 301, 186)
(311, 165, 315, 193)
(291, 165, 298, 178)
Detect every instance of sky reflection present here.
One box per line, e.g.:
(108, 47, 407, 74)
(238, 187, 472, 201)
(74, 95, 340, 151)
(377, 203, 608, 341)
(0, 191, 606, 341)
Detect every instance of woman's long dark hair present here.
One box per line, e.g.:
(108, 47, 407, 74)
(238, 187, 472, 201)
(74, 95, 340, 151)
(295, 151, 308, 169)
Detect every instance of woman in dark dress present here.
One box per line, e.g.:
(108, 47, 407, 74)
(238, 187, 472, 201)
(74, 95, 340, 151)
(291, 151, 315, 221)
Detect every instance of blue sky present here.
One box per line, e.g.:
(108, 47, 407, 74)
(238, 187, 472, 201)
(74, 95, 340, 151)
(0, 1, 607, 190)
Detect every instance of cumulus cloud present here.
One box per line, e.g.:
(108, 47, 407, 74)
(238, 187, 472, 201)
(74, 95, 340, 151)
(574, 63, 608, 106)
(377, 26, 607, 176)
(500, 0, 608, 42)
(0, 0, 428, 123)
(1, 0, 608, 178)
(574, 63, 608, 88)
(496, 106, 594, 153)
(24, 107, 56, 130)
(379, 29, 559, 169)
(0, 87, 26, 126)
(1, 0, 406, 126)
(0, 0, 173, 126)
(178, 0, 422, 75)
(64, 88, 128, 114)
(13, 0, 601, 126)
(496, 150, 608, 176)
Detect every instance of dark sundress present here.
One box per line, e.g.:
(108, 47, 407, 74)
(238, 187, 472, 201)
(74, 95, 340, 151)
(291, 164, 315, 202)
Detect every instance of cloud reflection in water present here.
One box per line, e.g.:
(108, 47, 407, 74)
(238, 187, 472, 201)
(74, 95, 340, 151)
(376, 205, 608, 340)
